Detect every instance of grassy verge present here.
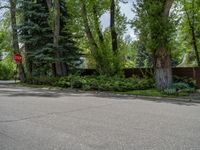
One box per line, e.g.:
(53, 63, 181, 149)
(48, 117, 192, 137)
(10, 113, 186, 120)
(18, 83, 60, 89)
(19, 83, 193, 98)
(115, 89, 190, 97)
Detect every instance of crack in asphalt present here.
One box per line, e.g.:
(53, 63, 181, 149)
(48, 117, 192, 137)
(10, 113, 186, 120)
(0, 102, 116, 123)
(0, 131, 17, 141)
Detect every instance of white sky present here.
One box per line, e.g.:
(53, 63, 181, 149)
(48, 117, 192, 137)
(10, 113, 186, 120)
(101, 0, 136, 40)
(0, 0, 136, 39)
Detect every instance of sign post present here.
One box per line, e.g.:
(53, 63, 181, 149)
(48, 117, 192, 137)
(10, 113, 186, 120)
(14, 53, 22, 64)
(13, 53, 22, 83)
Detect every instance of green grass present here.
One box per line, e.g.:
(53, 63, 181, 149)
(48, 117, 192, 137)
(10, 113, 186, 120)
(18, 83, 60, 90)
(115, 89, 190, 97)
(19, 83, 192, 98)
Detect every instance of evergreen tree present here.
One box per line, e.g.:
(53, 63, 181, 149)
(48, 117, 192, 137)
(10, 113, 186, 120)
(19, 0, 52, 76)
(19, 0, 82, 76)
(57, 1, 82, 74)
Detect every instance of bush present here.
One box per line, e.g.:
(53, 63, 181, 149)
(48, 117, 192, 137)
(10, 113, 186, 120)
(26, 75, 155, 92)
(0, 58, 16, 80)
(172, 82, 190, 90)
(25, 76, 60, 86)
(173, 76, 196, 88)
(163, 82, 195, 96)
(163, 88, 177, 95)
(57, 76, 154, 92)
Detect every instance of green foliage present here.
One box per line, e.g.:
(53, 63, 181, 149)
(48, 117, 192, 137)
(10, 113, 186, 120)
(172, 82, 190, 90)
(163, 79, 196, 95)
(133, 0, 176, 54)
(0, 57, 16, 80)
(25, 76, 60, 86)
(27, 75, 155, 92)
(60, 75, 155, 92)
(163, 88, 177, 95)
(173, 76, 196, 88)
(18, 0, 82, 76)
(176, 0, 200, 67)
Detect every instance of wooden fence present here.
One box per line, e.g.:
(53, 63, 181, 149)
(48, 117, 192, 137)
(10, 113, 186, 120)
(79, 67, 200, 88)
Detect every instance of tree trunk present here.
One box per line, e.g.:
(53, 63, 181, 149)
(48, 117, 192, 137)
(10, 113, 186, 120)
(46, 0, 51, 10)
(53, 0, 62, 76)
(92, 5, 104, 45)
(9, 0, 25, 82)
(155, 49, 172, 90)
(184, 0, 200, 66)
(110, 0, 118, 54)
(191, 28, 200, 66)
(28, 60, 33, 75)
(154, 0, 173, 90)
(52, 63, 57, 77)
(80, 0, 98, 54)
(61, 62, 67, 76)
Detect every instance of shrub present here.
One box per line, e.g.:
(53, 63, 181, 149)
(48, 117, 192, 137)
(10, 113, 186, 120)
(172, 82, 190, 90)
(25, 76, 59, 86)
(25, 75, 155, 92)
(173, 76, 196, 88)
(163, 82, 195, 95)
(0, 57, 16, 80)
(56, 75, 155, 92)
(163, 88, 177, 95)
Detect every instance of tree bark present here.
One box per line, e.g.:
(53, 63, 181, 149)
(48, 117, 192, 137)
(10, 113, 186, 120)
(184, 0, 200, 66)
(154, 49, 172, 90)
(80, 0, 98, 54)
(53, 0, 63, 76)
(154, 0, 173, 90)
(46, 0, 51, 10)
(9, 0, 25, 82)
(191, 27, 200, 66)
(92, 5, 104, 45)
(110, 0, 118, 54)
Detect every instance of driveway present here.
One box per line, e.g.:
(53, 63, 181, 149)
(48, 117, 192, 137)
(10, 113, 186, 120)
(0, 83, 200, 150)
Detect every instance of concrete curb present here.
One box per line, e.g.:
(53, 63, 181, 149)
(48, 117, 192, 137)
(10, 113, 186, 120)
(18, 83, 200, 104)
(93, 92, 200, 104)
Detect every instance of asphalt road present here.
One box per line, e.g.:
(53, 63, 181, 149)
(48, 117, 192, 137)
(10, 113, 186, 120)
(0, 83, 200, 150)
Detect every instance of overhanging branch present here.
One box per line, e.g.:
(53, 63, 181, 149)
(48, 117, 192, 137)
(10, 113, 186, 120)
(0, 6, 10, 10)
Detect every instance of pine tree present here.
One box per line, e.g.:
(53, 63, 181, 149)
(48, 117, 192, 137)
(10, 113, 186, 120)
(19, 0, 52, 76)
(19, 0, 82, 76)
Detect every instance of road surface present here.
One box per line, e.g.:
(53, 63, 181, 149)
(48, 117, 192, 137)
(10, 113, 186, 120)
(0, 82, 200, 150)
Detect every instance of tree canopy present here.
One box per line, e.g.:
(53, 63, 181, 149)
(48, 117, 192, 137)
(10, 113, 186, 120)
(0, 0, 199, 90)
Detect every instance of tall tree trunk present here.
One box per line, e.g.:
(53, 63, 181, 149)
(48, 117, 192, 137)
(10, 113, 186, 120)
(155, 49, 172, 90)
(46, 0, 51, 10)
(9, 0, 25, 82)
(191, 28, 200, 66)
(110, 0, 118, 54)
(184, 0, 200, 66)
(92, 5, 104, 45)
(155, 0, 173, 90)
(52, 63, 57, 77)
(80, 0, 98, 54)
(53, 0, 62, 76)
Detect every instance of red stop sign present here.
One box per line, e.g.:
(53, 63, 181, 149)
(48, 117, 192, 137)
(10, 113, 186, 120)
(14, 53, 22, 64)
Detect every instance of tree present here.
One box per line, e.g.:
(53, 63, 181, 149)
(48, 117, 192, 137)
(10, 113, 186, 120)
(110, 0, 118, 54)
(49, 0, 82, 76)
(19, 0, 81, 76)
(133, 0, 174, 90)
(182, 0, 200, 66)
(80, 0, 114, 75)
(19, 0, 53, 76)
(9, 0, 25, 81)
(78, 0, 128, 75)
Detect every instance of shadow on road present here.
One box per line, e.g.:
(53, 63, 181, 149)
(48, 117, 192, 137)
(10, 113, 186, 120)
(0, 83, 199, 106)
